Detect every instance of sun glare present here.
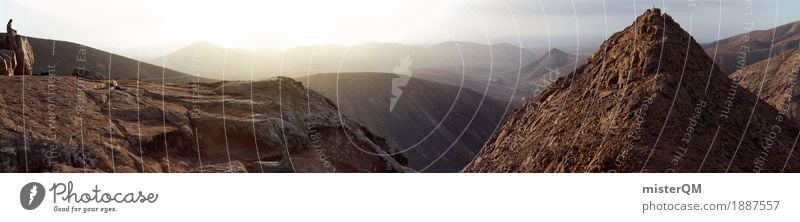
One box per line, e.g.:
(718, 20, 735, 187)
(150, 0, 453, 49)
(5, 0, 460, 49)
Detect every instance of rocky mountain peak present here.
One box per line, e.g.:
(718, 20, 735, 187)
(636, 8, 668, 26)
(585, 8, 702, 80)
(467, 8, 800, 172)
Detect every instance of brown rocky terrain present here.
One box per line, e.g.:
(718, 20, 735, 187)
(467, 8, 800, 173)
(299, 72, 506, 172)
(738, 48, 800, 125)
(0, 75, 410, 173)
(703, 21, 800, 74)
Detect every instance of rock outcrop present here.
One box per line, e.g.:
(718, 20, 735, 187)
(0, 76, 409, 172)
(0, 49, 15, 76)
(466, 8, 800, 173)
(0, 33, 34, 76)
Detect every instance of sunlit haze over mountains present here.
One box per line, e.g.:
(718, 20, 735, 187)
(3, 0, 798, 55)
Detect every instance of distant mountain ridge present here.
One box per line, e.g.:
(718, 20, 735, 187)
(501, 48, 588, 105)
(298, 72, 506, 172)
(703, 21, 800, 74)
(411, 48, 587, 106)
(25, 36, 201, 82)
(149, 41, 538, 82)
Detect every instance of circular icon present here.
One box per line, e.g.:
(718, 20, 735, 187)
(20, 182, 45, 210)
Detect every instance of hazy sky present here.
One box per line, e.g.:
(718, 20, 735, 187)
(1, 0, 799, 55)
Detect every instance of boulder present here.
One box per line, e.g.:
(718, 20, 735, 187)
(71, 68, 106, 80)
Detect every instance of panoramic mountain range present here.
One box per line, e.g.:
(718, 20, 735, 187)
(2, 7, 800, 173)
(467, 8, 800, 173)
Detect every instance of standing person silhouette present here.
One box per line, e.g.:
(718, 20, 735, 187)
(6, 19, 15, 35)
(6, 19, 16, 47)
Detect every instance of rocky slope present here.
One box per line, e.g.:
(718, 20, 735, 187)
(738, 49, 800, 125)
(0, 75, 409, 172)
(703, 21, 800, 74)
(467, 8, 800, 173)
(299, 72, 506, 172)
